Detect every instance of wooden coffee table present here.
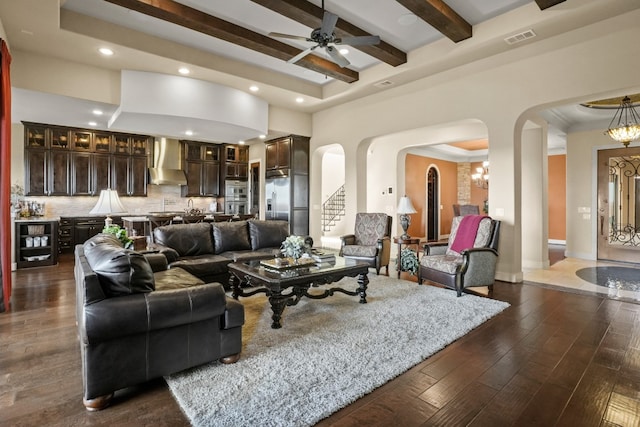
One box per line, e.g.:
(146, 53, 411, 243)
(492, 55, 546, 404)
(228, 257, 369, 329)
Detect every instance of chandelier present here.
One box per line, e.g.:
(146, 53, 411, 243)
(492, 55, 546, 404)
(471, 161, 489, 189)
(606, 96, 640, 147)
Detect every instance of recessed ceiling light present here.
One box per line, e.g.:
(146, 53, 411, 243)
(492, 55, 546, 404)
(259, 134, 266, 139)
(249, 85, 259, 92)
(398, 13, 417, 26)
(238, 140, 245, 145)
(98, 47, 114, 56)
(185, 130, 193, 136)
(92, 109, 103, 116)
(88, 121, 97, 126)
(178, 67, 190, 75)
(296, 97, 304, 103)
(339, 48, 349, 55)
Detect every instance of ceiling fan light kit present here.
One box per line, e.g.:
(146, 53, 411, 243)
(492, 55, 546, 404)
(269, 1, 380, 68)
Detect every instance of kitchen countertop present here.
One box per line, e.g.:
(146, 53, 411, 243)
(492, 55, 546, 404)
(14, 216, 60, 223)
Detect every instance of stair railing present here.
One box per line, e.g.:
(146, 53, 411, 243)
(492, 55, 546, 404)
(322, 184, 345, 232)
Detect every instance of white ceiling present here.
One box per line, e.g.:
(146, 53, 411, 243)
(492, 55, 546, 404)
(3, 0, 636, 153)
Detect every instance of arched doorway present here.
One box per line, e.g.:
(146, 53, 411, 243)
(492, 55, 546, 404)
(426, 167, 439, 241)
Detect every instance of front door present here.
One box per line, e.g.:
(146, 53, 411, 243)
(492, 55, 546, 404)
(597, 147, 640, 262)
(426, 167, 439, 241)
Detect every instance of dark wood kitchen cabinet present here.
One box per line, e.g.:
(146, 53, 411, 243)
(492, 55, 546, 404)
(23, 122, 151, 197)
(265, 137, 291, 171)
(71, 152, 92, 196)
(223, 144, 248, 179)
(181, 141, 220, 197)
(25, 146, 70, 196)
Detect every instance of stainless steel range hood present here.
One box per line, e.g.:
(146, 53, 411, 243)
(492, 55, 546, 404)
(148, 137, 187, 185)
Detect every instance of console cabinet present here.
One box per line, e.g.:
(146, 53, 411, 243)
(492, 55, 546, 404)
(23, 122, 151, 197)
(15, 220, 59, 268)
(58, 216, 124, 253)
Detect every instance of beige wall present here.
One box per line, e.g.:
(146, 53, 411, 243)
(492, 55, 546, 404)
(309, 10, 640, 282)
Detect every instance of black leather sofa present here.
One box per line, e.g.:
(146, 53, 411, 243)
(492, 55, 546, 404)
(152, 219, 294, 285)
(75, 234, 244, 411)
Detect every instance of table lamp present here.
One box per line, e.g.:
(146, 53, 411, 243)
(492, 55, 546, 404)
(90, 189, 127, 228)
(397, 195, 417, 240)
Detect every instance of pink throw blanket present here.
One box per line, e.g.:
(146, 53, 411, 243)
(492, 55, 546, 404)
(450, 215, 487, 253)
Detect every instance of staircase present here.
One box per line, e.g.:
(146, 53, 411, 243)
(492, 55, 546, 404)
(322, 185, 345, 232)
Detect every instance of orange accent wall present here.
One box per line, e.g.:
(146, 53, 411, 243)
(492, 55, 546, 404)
(548, 154, 566, 240)
(405, 154, 458, 237)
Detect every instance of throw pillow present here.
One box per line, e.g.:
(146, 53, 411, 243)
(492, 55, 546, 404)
(248, 220, 289, 250)
(84, 242, 155, 297)
(212, 220, 251, 254)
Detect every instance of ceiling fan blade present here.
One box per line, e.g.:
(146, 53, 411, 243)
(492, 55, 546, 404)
(326, 45, 350, 68)
(320, 11, 339, 36)
(337, 35, 381, 46)
(288, 46, 316, 64)
(269, 32, 311, 42)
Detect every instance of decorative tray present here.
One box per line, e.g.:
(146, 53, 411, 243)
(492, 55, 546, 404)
(260, 257, 316, 270)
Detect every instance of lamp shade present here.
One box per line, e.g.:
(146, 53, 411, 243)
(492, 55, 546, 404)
(90, 189, 127, 215)
(397, 196, 417, 214)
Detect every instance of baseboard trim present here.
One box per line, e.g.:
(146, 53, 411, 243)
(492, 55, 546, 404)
(495, 270, 523, 283)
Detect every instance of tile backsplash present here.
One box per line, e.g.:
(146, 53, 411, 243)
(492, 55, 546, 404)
(21, 185, 221, 218)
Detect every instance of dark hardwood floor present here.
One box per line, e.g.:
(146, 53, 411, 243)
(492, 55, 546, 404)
(2, 253, 640, 426)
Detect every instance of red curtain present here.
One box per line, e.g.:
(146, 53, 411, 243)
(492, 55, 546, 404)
(0, 39, 12, 312)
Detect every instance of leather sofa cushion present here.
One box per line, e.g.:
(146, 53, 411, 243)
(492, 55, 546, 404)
(154, 223, 214, 257)
(83, 241, 155, 297)
(170, 254, 231, 279)
(154, 267, 205, 291)
(212, 220, 251, 254)
(248, 220, 289, 250)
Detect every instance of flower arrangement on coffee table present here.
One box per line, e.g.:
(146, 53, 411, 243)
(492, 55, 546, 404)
(280, 235, 311, 263)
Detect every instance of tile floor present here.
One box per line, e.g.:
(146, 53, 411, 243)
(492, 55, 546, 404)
(523, 244, 640, 303)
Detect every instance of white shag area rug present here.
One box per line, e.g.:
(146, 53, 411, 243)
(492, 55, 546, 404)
(165, 275, 510, 427)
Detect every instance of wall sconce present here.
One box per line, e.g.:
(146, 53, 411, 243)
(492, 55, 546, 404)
(397, 195, 417, 240)
(471, 161, 489, 189)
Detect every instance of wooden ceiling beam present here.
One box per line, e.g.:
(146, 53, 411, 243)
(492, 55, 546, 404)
(534, 0, 566, 10)
(250, 0, 407, 67)
(104, 0, 359, 83)
(395, 0, 472, 43)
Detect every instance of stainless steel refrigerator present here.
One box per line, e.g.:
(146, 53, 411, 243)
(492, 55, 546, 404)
(265, 175, 290, 221)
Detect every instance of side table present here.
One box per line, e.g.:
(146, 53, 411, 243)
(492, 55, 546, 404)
(393, 237, 421, 278)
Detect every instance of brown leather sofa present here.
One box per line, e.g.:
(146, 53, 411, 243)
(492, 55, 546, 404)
(152, 219, 296, 285)
(75, 234, 244, 411)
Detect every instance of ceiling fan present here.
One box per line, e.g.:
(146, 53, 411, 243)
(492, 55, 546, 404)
(268, 0, 380, 68)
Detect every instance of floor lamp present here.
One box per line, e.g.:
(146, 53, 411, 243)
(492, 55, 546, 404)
(397, 195, 417, 240)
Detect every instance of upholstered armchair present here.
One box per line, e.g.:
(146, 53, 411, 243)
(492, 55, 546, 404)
(419, 215, 500, 296)
(339, 213, 392, 275)
(452, 204, 480, 216)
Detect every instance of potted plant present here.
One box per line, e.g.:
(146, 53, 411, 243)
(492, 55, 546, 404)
(102, 225, 133, 249)
(400, 247, 419, 276)
(280, 235, 310, 263)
